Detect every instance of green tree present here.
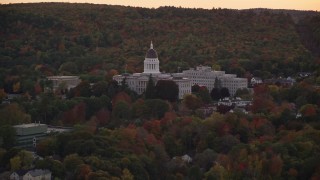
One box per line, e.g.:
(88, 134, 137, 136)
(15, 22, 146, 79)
(220, 87, 230, 99)
(0, 125, 16, 149)
(214, 77, 222, 89)
(198, 86, 212, 104)
(191, 84, 201, 94)
(120, 77, 129, 91)
(92, 81, 108, 97)
(111, 101, 131, 126)
(144, 99, 169, 119)
(155, 80, 179, 102)
(188, 165, 202, 180)
(63, 154, 83, 174)
(59, 61, 79, 74)
(76, 81, 92, 97)
(210, 88, 221, 101)
(234, 88, 250, 99)
(107, 80, 119, 98)
(145, 75, 155, 99)
(18, 150, 33, 170)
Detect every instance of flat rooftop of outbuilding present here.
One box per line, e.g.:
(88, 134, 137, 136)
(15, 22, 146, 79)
(13, 123, 46, 128)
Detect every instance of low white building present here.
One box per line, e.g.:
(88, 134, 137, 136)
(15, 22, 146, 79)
(250, 77, 263, 86)
(10, 169, 51, 180)
(23, 169, 51, 180)
(113, 42, 247, 99)
(47, 75, 80, 92)
(182, 65, 247, 96)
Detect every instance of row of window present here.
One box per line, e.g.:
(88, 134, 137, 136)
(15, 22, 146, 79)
(145, 64, 158, 70)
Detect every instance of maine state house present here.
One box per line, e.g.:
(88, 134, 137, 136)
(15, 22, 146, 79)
(113, 42, 247, 99)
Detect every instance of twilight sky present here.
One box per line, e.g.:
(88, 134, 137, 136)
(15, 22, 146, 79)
(1, 0, 320, 11)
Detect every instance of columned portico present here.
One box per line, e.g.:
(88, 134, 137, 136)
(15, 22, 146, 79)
(143, 41, 160, 75)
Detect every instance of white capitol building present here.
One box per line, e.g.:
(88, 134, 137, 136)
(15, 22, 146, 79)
(113, 42, 247, 99)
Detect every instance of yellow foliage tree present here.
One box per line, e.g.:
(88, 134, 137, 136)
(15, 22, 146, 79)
(10, 156, 21, 171)
(121, 168, 134, 180)
(0, 89, 6, 101)
(13, 82, 21, 93)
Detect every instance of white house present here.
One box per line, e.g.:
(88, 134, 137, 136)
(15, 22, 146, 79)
(23, 169, 51, 180)
(250, 77, 263, 86)
(10, 170, 28, 180)
(10, 169, 51, 180)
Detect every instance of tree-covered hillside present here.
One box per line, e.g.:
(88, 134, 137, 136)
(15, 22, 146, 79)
(0, 3, 319, 80)
(1, 3, 320, 179)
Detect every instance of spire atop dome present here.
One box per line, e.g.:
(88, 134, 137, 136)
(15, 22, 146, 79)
(145, 41, 158, 58)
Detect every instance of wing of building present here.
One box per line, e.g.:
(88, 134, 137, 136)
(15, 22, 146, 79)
(113, 42, 247, 99)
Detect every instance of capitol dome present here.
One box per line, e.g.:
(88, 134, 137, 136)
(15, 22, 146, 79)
(143, 41, 160, 74)
(145, 41, 158, 58)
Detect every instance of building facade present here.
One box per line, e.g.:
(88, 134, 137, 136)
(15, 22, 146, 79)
(182, 65, 247, 96)
(47, 76, 80, 92)
(113, 42, 247, 99)
(13, 123, 48, 150)
(10, 169, 51, 180)
(113, 42, 192, 99)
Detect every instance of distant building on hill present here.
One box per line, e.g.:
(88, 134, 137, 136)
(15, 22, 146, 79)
(13, 123, 48, 150)
(47, 76, 80, 92)
(250, 77, 263, 87)
(113, 42, 247, 98)
(264, 77, 295, 87)
(113, 42, 191, 99)
(182, 65, 247, 96)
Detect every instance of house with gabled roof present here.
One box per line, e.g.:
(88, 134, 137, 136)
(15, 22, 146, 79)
(23, 169, 51, 180)
(10, 169, 29, 180)
(10, 169, 51, 180)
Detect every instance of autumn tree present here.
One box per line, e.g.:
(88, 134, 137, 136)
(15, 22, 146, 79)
(0, 103, 31, 126)
(121, 168, 134, 180)
(299, 104, 318, 121)
(10, 156, 21, 171)
(63, 154, 84, 174)
(76, 164, 92, 180)
(0, 89, 6, 103)
(183, 94, 202, 111)
(214, 77, 222, 89)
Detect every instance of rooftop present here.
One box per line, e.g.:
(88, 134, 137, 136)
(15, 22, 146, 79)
(13, 123, 46, 128)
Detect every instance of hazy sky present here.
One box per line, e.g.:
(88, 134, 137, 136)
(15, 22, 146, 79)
(1, 0, 320, 11)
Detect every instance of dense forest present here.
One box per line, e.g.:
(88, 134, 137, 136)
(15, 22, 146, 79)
(0, 3, 320, 79)
(0, 3, 320, 180)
